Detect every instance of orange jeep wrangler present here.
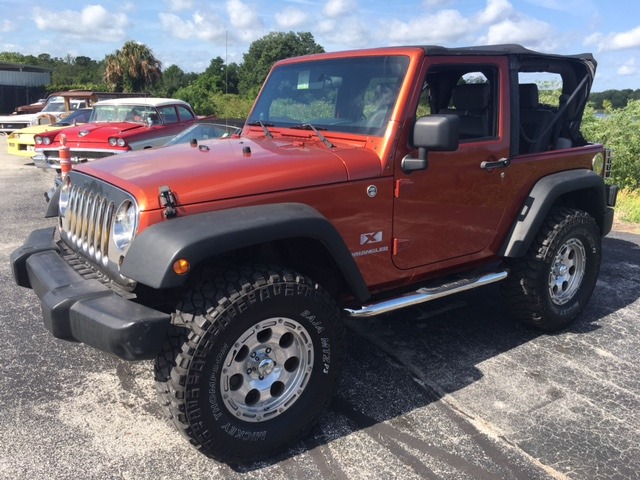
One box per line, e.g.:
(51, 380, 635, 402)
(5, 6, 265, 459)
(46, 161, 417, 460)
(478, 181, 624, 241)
(11, 45, 617, 463)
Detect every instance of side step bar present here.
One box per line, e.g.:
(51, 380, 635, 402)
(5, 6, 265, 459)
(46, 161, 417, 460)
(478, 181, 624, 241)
(344, 271, 508, 318)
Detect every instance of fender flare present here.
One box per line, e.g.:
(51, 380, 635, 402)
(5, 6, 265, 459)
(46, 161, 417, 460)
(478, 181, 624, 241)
(499, 169, 606, 258)
(121, 202, 371, 302)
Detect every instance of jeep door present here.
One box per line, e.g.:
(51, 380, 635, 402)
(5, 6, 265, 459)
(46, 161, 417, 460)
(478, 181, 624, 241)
(392, 57, 511, 270)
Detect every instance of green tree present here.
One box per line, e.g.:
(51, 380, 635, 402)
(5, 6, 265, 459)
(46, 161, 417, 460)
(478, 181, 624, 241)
(157, 64, 190, 97)
(582, 100, 640, 190)
(238, 31, 324, 96)
(203, 57, 240, 94)
(104, 41, 162, 92)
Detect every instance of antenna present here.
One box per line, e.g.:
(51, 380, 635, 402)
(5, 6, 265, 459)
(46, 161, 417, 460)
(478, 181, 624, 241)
(225, 30, 228, 95)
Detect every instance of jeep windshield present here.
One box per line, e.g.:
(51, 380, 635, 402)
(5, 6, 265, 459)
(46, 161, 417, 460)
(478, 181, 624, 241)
(248, 55, 409, 137)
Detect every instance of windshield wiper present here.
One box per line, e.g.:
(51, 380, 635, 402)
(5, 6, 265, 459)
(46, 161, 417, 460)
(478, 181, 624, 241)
(247, 120, 273, 138)
(290, 123, 334, 149)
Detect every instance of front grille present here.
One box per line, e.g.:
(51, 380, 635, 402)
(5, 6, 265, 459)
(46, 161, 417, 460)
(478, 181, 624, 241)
(41, 149, 117, 162)
(59, 171, 138, 286)
(62, 183, 115, 267)
(604, 148, 613, 179)
(58, 240, 136, 298)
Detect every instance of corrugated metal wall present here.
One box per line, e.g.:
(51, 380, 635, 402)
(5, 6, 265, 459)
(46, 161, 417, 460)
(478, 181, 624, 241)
(0, 70, 51, 87)
(0, 65, 51, 113)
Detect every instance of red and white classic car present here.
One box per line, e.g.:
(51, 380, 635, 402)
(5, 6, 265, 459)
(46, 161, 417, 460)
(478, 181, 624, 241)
(32, 97, 197, 170)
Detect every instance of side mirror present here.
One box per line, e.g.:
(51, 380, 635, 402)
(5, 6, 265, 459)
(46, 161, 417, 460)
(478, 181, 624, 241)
(401, 114, 460, 173)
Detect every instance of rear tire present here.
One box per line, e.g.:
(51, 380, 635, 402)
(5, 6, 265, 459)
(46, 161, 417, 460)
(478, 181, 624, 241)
(155, 265, 344, 463)
(502, 208, 601, 331)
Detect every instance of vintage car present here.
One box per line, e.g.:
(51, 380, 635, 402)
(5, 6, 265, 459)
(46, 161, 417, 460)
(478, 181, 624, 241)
(15, 98, 48, 114)
(0, 90, 147, 134)
(32, 97, 197, 170)
(7, 108, 92, 157)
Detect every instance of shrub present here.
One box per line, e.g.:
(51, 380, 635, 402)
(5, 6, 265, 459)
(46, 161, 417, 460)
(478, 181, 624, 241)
(582, 100, 640, 190)
(616, 188, 640, 224)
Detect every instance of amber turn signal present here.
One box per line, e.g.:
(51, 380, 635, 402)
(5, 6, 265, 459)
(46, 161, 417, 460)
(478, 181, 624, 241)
(173, 258, 190, 275)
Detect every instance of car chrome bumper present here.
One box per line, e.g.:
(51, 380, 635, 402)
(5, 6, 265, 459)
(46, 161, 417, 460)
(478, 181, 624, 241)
(32, 153, 61, 170)
(10, 227, 170, 360)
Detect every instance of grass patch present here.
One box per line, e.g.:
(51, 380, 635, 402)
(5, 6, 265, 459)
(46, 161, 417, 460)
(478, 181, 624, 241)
(615, 188, 640, 224)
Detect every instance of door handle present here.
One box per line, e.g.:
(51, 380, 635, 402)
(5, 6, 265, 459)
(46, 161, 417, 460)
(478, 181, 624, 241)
(480, 158, 510, 171)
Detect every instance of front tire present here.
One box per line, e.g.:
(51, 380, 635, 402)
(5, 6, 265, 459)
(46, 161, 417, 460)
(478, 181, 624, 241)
(502, 208, 601, 331)
(155, 265, 344, 463)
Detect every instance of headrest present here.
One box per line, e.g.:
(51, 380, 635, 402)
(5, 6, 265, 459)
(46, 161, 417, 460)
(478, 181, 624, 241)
(519, 84, 539, 109)
(452, 84, 491, 111)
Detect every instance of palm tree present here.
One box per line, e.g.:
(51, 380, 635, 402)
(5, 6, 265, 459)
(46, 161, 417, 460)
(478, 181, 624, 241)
(104, 41, 162, 93)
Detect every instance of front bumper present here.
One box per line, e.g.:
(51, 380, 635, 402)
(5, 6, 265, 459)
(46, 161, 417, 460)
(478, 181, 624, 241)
(33, 149, 121, 170)
(10, 227, 170, 360)
(7, 135, 36, 157)
(602, 184, 619, 237)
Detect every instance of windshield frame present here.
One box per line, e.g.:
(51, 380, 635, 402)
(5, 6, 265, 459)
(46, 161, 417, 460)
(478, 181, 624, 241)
(248, 55, 410, 137)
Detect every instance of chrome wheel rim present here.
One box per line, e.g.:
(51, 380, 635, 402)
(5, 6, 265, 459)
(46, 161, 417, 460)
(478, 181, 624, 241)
(220, 317, 314, 422)
(548, 238, 586, 305)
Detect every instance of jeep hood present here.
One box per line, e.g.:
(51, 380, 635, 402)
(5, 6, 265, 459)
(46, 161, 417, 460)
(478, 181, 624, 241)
(77, 136, 382, 210)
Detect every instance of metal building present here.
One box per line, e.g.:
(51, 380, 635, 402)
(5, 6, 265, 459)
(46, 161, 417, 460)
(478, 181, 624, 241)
(0, 63, 52, 114)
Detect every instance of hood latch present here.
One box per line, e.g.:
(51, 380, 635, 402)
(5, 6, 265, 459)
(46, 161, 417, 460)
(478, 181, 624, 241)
(159, 185, 178, 218)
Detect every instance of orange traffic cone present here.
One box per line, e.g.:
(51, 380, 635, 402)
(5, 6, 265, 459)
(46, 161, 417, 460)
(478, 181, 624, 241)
(59, 134, 71, 177)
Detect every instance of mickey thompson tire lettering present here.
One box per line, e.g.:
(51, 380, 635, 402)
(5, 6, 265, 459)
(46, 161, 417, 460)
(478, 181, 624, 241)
(154, 265, 345, 463)
(501, 208, 601, 332)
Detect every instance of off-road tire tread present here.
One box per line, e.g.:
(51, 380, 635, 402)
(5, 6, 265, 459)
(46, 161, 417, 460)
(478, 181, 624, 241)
(154, 264, 344, 462)
(501, 207, 600, 331)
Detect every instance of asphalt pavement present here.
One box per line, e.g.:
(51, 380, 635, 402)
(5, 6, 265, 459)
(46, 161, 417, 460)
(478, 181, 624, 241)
(1, 136, 639, 480)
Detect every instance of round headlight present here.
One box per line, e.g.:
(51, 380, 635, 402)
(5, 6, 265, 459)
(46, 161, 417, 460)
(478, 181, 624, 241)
(43, 137, 51, 145)
(117, 138, 126, 147)
(113, 200, 137, 252)
(108, 137, 117, 147)
(35, 136, 42, 145)
(592, 153, 604, 175)
(59, 176, 71, 217)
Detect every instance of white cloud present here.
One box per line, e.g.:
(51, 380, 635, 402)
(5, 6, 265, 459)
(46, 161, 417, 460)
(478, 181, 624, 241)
(275, 7, 308, 29)
(226, 0, 262, 29)
(482, 18, 556, 50)
(317, 20, 336, 34)
(323, 0, 357, 18)
(159, 12, 226, 42)
(226, 0, 264, 42)
(586, 25, 640, 51)
(167, 0, 193, 11)
(476, 0, 515, 25)
(386, 9, 470, 43)
(321, 17, 371, 48)
(0, 19, 15, 33)
(618, 58, 637, 75)
(32, 5, 129, 42)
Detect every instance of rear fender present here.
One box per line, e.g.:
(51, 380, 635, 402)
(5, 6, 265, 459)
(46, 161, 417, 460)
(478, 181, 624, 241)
(500, 169, 606, 258)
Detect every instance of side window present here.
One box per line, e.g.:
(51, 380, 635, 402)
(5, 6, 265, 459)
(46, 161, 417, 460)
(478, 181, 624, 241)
(159, 106, 178, 124)
(177, 105, 195, 121)
(419, 66, 498, 141)
(517, 72, 565, 154)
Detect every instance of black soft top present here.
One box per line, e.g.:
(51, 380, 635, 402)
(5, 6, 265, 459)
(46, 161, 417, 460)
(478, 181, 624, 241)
(422, 44, 596, 73)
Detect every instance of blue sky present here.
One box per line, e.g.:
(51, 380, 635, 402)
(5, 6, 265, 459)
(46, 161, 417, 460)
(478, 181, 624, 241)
(0, 0, 639, 91)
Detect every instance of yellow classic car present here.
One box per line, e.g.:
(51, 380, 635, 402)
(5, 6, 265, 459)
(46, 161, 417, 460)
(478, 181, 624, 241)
(7, 108, 92, 157)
